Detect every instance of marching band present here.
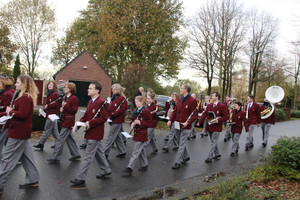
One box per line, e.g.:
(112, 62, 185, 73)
(0, 78, 283, 194)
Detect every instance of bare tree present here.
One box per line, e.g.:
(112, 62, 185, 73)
(247, 9, 279, 97)
(1, 0, 56, 77)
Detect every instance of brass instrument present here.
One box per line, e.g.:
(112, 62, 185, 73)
(261, 86, 284, 119)
(208, 116, 221, 125)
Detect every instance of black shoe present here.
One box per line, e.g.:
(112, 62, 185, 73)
(230, 152, 235, 157)
(123, 140, 127, 144)
(224, 138, 227, 142)
(70, 179, 85, 186)
(191, 135, 196, 139)
(79, 144, 87, 149)
(69, 155, 81, 161)
(187, 137, 191, 140)
(204, 134, 208, 136)
(236, 149, 239, 154)
(47, 158, 59, 163)
(51, 145, 55, 149)
(138, 165, 148, 171)
(0, 188, 3, 195)
(262, 143, 267, 147)
(250, 144, 254, 148)
(33, 144, 44, 150)
(172, 147, 179, 151)
(205, 158, 212, 163)
(151, 149, 158, 154)
(200, 134, 204, 138)
(105, 154, 108, 159)
(116, 153, 126, 158)
(212, 154, 221, 159)
(164, 138, 169, 142)
(122, 167, 133, 175)
(19, 182, 38, 189)
(181, 157, 190, 164)
(172, 163, 180, 169)
(162, 147, 169, 153)
(96, 172, 112, 179)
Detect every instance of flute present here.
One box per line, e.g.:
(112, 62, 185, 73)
(1, 91, 19, 131)
(84, 100, 107, 133)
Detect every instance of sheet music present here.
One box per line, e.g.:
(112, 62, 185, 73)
(39, 108, 46, 118)
(121, 131, 133, 139)
(0, 115, 13, 124)
(72, 121, 86, 133)
(107, 118, 112, 123)
(174, 121, 180, 130)
(48, 114, 59, 122)
(107, 97, 111, 104)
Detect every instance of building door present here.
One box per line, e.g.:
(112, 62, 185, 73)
(70, 80, 91, 107)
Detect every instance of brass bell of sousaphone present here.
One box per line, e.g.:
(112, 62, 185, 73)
(261, 86, 285, 119)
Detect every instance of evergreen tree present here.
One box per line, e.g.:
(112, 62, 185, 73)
(13, 54, 21, 81)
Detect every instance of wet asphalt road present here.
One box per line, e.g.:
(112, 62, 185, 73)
(1, 119, 299, 200)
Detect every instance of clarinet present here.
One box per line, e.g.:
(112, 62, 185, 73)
(58, 95, 67, 121)
(128, 108, 144, 135)
(1, 91, 19, 131)
(84, 100, 107, 133)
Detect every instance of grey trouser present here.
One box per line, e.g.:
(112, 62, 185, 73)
(39, 119, 59, 145)
(127, 141, 148, 169)
(246, 124, 255, 147)
(50, 128, 80, 160)
(207, 132, 220, 159)
(104, 123, 126, 156)
(75, 139, 111, 180)
(201, 119, 208, 135)
(188, 122, 196, 137)
(165, 123, 180, 149)
(224, 122, 231, 138)
(0, 129, 8, 153)
(261, 123, 272, 144)
(174, 129, 189, 164)
(231, 133, 241, 153)
(0, 138, 39, 188)
(147, 128, 158, 152)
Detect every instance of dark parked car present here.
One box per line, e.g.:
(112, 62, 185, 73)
(155, 94, 171, 117)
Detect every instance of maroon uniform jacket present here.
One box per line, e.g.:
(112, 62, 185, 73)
(5, 93, 33, 139)
(198, 102, 229, 132)
(147, 103, 158, 128)
(169, 95, 198, 130)
(231, 109, 248, 133)
(244, 102, 261, 125)
(199, 102, 210, 113)
(131, 107, 152, 142)
(44, 91, 59, 118)
(0, 87, 15, 129)
(163, 101, 170, 117)
(260, 105, 276, 124)
(80, 96, 108, 140)
(108, 95, 127, 124)
(61, 95, 79, 128)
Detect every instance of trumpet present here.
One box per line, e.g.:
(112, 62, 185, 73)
(208, 116, 221, 125)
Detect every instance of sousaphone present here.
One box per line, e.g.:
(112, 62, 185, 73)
(261, 86, 285, 119)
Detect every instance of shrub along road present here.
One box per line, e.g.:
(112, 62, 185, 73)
(1, 119, 299, 200)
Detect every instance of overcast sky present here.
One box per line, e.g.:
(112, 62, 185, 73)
(2, 0, 300, 84)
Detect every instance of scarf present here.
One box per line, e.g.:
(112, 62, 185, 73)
(0, 87, 10, 96)
(47, 89, 54, 98)
(133, 106, 145, 118)
(111, 92, 120, 102)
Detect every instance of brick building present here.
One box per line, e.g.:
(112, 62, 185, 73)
(53, 50, 112, 106)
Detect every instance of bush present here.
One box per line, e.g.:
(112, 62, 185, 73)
(265, 136, 300, 179)
(32, 110, 46, 131)
(281, 107, 291, 120)
(275, 108, 286, 121)
(291, 110, 300, 118)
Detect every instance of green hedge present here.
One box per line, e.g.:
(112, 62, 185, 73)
(291, 109, 300, 118)
(275, 108, 286, 121)
(32, 110, 46, 131)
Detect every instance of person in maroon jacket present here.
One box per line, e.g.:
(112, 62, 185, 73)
(0, 77, 15, 153)
(104, 83, 128, 159)
(71, 81, 111, 186)
(223, 95, 232, 142)
(34, 81, 60, 150)
(123, 96, 152, 175)
(146, 92, 158, 154)
(260, 99, 276, 147)
(230, 101, 248, 156)
(197, 92, 228, 163)
(47, 82, 80, 163)
(199, 95, 210, 137)
(244, 95, 261, 150)
(168, 84, 198, 169)
(0, 75, 39, 195)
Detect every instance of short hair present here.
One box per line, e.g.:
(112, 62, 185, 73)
(47, 81, 58, 93)
(91, 81, 102, 94)
(0, 77, 14, 88)
(248, 95, 254, 100)
(182, 84, 191, 93)
(67, 82, 76, 95)
(235, 101, 242, 107)
(135, 95, 146, 105)
(212, 92, 220, 100)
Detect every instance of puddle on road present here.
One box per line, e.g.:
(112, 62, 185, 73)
(139, 187, 178, 200)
